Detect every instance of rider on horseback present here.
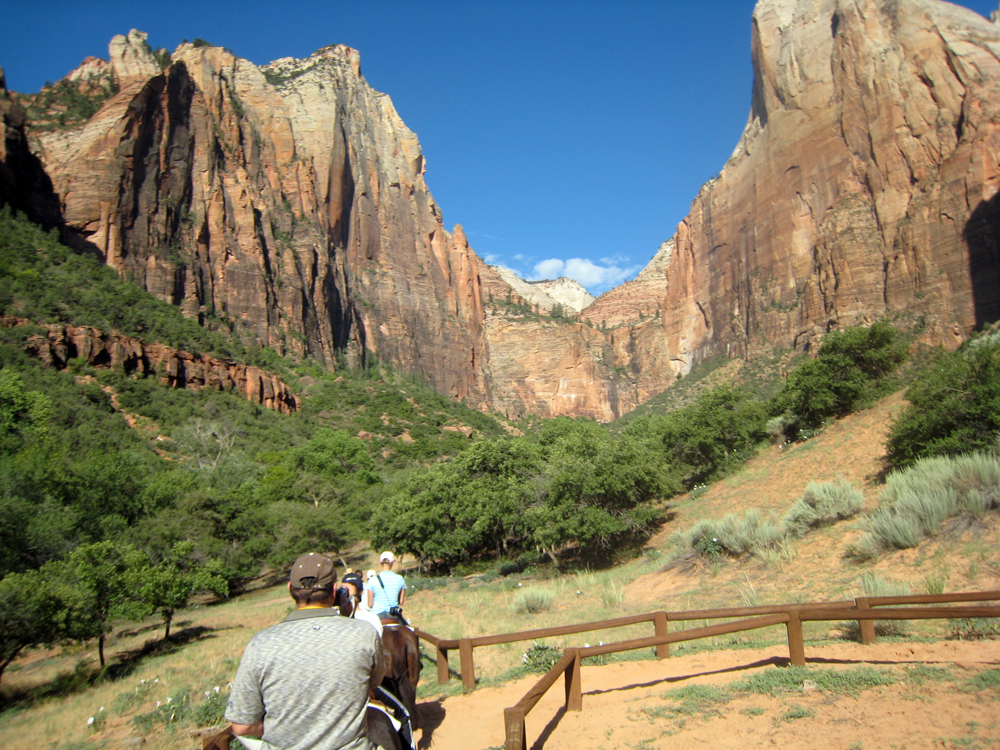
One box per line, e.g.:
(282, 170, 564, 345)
(367, 551, 408, 626)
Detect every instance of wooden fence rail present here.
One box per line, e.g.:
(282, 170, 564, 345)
(414, 591, 1000, 692)
(492, 592, 1000, 750)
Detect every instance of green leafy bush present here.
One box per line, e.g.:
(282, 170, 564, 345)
(520, 642, 561, 672)
(887, 334, 1000, 467)
(773, 322, 907, 436)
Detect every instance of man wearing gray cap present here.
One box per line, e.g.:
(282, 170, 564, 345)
(226, 553, 386, 750)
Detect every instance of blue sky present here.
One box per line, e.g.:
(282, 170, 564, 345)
(2, 1, 997, 295)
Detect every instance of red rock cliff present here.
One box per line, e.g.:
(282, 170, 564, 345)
(26, 32, 490, 406)
(653, 0, 1000, 374)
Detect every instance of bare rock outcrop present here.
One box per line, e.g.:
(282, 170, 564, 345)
(26, 36, 489, 406)
(6, 317, 299, 413)
(582, 240, 673, 329)
(655, 0, 1000, 374)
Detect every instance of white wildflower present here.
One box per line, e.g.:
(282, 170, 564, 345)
(87, 717, 95, 726)
(214, 686, 220, 693)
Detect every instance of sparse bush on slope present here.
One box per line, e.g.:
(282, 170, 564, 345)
(782, 480, 864, 537)
(673, 480, 865, 563)
(849, 453, 1000, 560)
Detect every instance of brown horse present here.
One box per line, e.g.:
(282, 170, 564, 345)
(380, 622, 422, 730)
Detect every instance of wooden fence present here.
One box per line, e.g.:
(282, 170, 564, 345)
(410, 591, 999, 750)
(493, 591, 1000, 750)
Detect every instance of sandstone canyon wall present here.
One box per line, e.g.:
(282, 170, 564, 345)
(6, 1, 1000, 422)
(21, 31, 490, 407)
(647, 0, 1000, 371)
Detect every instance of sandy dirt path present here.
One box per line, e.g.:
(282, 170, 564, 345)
(415, 639, 1000, 750)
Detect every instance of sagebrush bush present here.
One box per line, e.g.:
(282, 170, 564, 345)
(681, 509, 784, 559)
(782, 480, 864, 537)
(853, 453, 1000, 557)
(514, 588, 555, 614)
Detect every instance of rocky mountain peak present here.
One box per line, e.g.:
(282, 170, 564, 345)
(108, 29, 160, 81)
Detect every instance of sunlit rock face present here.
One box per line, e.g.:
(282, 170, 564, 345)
(654, 0, 1000, 373)
(27, 37, 490, 406)
(13, 0, 1000, 421)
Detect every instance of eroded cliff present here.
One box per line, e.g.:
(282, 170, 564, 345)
(653, 0, 1000, 373)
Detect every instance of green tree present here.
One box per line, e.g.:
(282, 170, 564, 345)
(887, 336, 1000, 467)
(0, 567, 78, 684)
(773, 322, 907, 431)
(657, 384, 768, 485)
(129, 541, 227, 640)
(0, 369, 52, 453)
(529, 431, 672, 564)
(61, 541, 145, 666)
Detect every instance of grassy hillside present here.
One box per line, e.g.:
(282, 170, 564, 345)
(2, 386, 997, 750)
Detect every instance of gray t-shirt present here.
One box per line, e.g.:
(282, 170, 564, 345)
(226, 608, 386, 750)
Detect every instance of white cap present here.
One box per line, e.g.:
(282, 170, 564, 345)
(379, 551, 395, 563)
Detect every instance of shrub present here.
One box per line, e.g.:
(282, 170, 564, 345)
(773, 322, 907, 435)
(681, 509, 784, 559)
(520, 642, 561, 673)
(887, 337, 1000, 467)
(514, 588, 555, 614)
(852, 453, 1000, 557)
(782, 480, 864, 537)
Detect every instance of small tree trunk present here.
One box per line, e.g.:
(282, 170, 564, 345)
(99, 634, 106, 667)
(163, 610, 173, 640)
(545, 546, 560, 567)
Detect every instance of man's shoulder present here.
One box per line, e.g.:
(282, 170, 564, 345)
(250, 611, 377, 645)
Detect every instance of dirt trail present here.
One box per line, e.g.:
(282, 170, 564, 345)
(416, 639, 1000, 749)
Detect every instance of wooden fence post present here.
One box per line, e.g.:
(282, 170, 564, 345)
(855, 597, 877, 645)
(786, 611, 806, 667)
(459, 638, 476, 692)
(564, 648, 582, 712)
(436, 644, 449, 684)
(653, 611, 669, 659)
(504, 706, 527, 750)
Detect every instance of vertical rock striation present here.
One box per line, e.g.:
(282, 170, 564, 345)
(654, 0, 1000, 373)
(27, 37, 490, 406)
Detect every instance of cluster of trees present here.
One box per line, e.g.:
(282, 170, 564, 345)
(887, 329, 1000, 467)
(372, 419, 676, 568)
(617, 322, 908, 488)
(0, 539, 225, 684)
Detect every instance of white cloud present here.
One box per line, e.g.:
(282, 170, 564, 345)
(532, 258, 565, 280)
(529, 256, 641, 294)
(482, 253, 500, 264)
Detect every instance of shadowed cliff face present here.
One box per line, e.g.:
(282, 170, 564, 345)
(0, 67, 63, 229)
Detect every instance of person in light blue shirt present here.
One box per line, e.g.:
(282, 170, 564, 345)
(367, 551, 407, 622)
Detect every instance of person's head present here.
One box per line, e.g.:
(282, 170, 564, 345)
(342, 571, 364, 599)
(288, 553, 337, 607)
(335, 572, 363, 617)
(379, 551, 395, 570)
